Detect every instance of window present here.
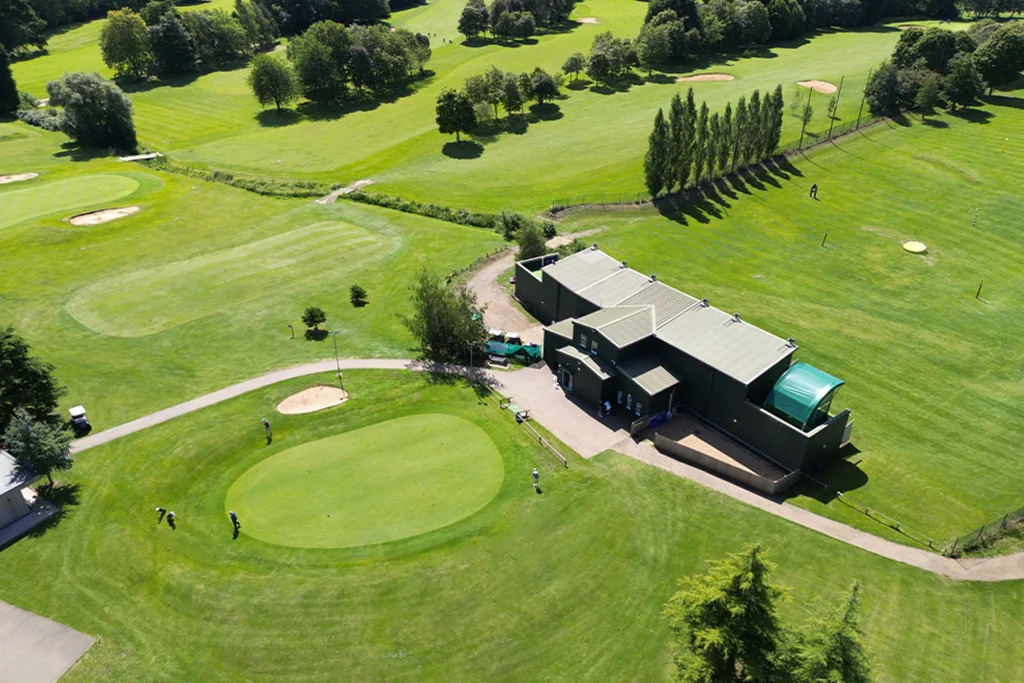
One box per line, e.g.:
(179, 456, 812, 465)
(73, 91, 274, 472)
(626, 394, 632, 409)
(579, 333, 587, 349)
(635, 402, 643, 416)
(616, 391, 623, 405)
(590, 340, 598, 355)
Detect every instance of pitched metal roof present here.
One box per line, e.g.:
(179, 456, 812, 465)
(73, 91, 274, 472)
(616, 356, 683, 396)
(557, 345, 612, 380)
(575, 306, 654, 349)
(542, 248, 624, 292)
(544, 318, 575, 339)
(0, 450, 35, 497)
(618, 282, 700, 327)
(656, 304, 797, 384)
(576, 269, 652, 307)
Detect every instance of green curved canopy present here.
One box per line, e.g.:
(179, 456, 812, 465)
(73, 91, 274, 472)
(766, 362, 844, 429)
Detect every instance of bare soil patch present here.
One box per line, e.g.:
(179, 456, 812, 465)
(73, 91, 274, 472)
(0, 173, 39, 184)
(69, 206, 140, 226)
(798, 80, 838, 94)
(576, 17, 599, 23)
(316, 179, 374, 205)
(676, 73, 734, 83)
(277, 385, 349, 414)
(898, 24, 925, 29)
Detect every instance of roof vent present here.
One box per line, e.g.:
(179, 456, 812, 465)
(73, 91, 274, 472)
(620, 260, 628, 268)
(732, 312, 742, 322)
(649, 274, 657, 282)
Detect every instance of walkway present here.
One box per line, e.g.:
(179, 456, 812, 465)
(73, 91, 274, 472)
(70, 359, 1024, 582)
(0, 601, 94, 683)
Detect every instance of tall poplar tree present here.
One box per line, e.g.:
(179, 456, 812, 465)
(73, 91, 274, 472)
(644, 108, 669, 197)
(707, 111, 721, 181)
(745, 89, 761, 165)
(692, 102, 709, 186)
(732, 95, 747, 172)
(718, 102, 733, 175)
(757, 89, 774, 161)
(678, 87, 697, 190)
(767, 84, 784, 157)
(667, 93, 685, 194)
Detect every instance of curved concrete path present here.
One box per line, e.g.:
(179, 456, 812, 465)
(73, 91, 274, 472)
(71, 359, 1024, 582)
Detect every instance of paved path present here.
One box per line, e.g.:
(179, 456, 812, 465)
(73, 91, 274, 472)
(0, 601, 94, 683)
(71, 359, 1024, 582)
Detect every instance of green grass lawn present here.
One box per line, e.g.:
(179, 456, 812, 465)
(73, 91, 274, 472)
(0, 125, 504, 429)
(226, 413, 505, 548)
(556, 100, 1024, 542)
(0, 371, 1020, 682)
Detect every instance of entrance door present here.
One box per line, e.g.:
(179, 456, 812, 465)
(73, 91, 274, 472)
(560, 368, 573, 392)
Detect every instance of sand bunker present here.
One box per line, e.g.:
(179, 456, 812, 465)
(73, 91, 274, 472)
(69, 206, 140, 226)
(277, 385, 349, 414)
(798, 80, 838, 94)
(576, 17, 599, 23)
(0, 173, 39, 184)
(677, 73, 735, 83)
(898, 24, 925, 30)
(902, 240, 928, 254)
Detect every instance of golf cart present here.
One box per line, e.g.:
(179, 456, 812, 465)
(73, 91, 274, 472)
(69, 405, 91, 436)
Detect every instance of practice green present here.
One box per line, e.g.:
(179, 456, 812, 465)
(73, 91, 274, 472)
(0, 174, 139, 231)
(226, 413, 505, 548)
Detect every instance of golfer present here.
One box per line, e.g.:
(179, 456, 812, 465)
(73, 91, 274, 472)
(229, 511, 240, 531)
(532, 468, 539, 488)
(809, 183, 818, 199)
(262, 418, 272, 443)
(167, 510, 176, 529)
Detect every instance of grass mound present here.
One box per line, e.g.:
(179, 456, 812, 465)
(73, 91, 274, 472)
(226, 413, 504, 548)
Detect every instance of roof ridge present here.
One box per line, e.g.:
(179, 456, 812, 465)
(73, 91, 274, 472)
(595, 305, 654, 329)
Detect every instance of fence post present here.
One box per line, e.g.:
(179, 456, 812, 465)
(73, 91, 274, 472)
(855, 69, 871, 130)
(827, 75, 844, 140)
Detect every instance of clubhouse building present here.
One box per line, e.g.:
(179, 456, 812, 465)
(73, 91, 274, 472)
(0, 450, 57, 548)
(515, 246, 852, 475)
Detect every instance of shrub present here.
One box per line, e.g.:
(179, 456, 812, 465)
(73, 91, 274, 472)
(350, 284, 368, 307)
(16, 107, 60, 131)
(301, 306, 326, 329)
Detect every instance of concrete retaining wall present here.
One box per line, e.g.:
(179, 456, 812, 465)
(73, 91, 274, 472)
(653, 433, 801, 495)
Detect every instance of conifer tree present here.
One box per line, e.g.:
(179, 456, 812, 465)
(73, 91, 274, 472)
(767, 84, 784, 157)
(745, 89, 761, 164)
(678, 87, 697, 189)
(667, 93, 685, 194)
(707, 111, 720, 181)
(732, 95, 747, 172)
(718, 102, 733, 175)
(644, 108, 669, 197)
(757, 89, 774, 161)
(692, 102, 709, 186)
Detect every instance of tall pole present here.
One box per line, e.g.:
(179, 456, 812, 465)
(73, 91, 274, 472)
(799, 87, 813, 149)
(855, 69, 871, 130)
(827, 75, 844, 140)
(331, 330, 342, 389)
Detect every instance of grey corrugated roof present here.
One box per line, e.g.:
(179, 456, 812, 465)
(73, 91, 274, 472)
(545, 318, 575, 339)
(616, 356, 682, 396)
(656, 304, 797, 384)
(542, 248, 624, 292)
(577, 269, 652, 307)
(618, 282, 700, 327)
(575, 306, 654, 348)
(0, 450, 35, 497)
(557, 345, 612, 380)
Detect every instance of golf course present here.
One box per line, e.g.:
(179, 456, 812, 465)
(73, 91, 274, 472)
(2, 0, 1024, 679)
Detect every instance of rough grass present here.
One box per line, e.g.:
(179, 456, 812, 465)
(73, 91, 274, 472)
(225, 413, 505, 548)
(559, 100, 1024, 542)
(0, 372, 1020, 683)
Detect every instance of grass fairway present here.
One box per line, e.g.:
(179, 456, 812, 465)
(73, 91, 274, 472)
(0, 372, 1020, 682)
(558, 101, 1024, 541)
(0, 173, 140, 231)
(226, 414, 505, 548)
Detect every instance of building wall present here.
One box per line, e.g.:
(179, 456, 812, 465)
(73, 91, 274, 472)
(555, 287, 598, 323)
(570, 324, 622, 366)
(543, 329, 571, 369)
(515, 262, 557, 324)
(0, 488, 30, 529)
(804, 410, 852, 470)
(747, 355, 794, 405)
(656, 341, 716, 418)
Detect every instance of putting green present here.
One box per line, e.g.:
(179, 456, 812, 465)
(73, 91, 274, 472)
(226, 413, 505, 548)
(0, 174, 140, 231)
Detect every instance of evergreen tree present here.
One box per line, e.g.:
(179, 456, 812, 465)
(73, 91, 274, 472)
(757, 89, 774, 160)
(3, 408, 73, 487)
(767, 84, 784, 157)
(0, 45, 18, 117)
(644, 108, 669, 197)
(692, 102, 709, 186)
(678, 87, 697, 189)
(707, 111, 720, 180)
(744, 89, 761, 164)
(731, 95, 747, 171)
(149, 16, 195, 76)
(667, 92, 685, 193)
(717, 102, 732, 175)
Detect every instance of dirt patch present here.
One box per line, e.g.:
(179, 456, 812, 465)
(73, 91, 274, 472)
(676, 73, 734, 83)
(69, 206, 140, 226)
(898, 24, 925, 29)
(798, 80, 838, 94)
(277, 385, 349, 414)
(0, 173, 39, 184)
(316, 179, 374, 205)
(576, 16, 599, 23)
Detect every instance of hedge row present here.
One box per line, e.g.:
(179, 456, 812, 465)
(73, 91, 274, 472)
(141, 157, 335, 198)
(344, 190, 499, 229)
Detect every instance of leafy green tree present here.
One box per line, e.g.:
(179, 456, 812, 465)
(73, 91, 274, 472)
(435, 88, 476, 142)
(667, 92, 685, 193)
(795, 583, 873, 683)
(349, 285, 368, 307)
(287, 20, 351, 103)
(562, 51, 586, 82)
(484, 65, 505, 117)
(717, 102, 732, 174)
(463, 72, 489, 108)
(301, 306, 327, 330)
(664, 545, 785, 683)
(731, 94, 747, 171)
(530, 68, 559, 104)
(494, 11, 516, 41)
(0, 326, 66, 435)
(0, 0, 46, 53)
(966, 18, 1001, 47)
(636, 22, 671, 76)
(400, 31, 432, 74)
(744, 89, 761, 163)
(499, 71, 522, 120)
(644, 107, 669, 197)
(767, 84, 784, 156)
(46, 72, 138, 149)
(234, 0, 277, 51)
(513, 11, 536, 41)
(739, 0, 770, 44)
(517, 71, 534, 108)
(758, 88, 775, 160)
(458, 0, 489, 40)
(181, 9, 250, 68)
(489, 0, 509, 31)
(100, 9, 155, 80)
(943, 52, 984, 110)
(865, 60, 900, 115)
(498, 209, 525, 240)
(707, 111, 721, 179)
(0, 46, 18, 117)
(400, 270, 486, 361)
(149, 16, 196, 76)
(915, 72, 940, 118)
(692, 102, 709, 185)
(348, 44, 373, 92)
(679, 87, 697, 188)
(767, 0, 804, 40)
(140, 0, 176, 26)
(517, 221, 547, 260)
(247, 54, 300, 111)
(2, 408, 73, 487)
(972, 24, 1024, 94)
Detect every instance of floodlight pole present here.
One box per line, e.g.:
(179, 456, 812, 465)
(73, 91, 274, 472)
(798, 87, 813, 150)
(827, 75, 844, 140)
(331, 330, 344, 391)
(288, 324, 294, 339)
(855, 69, 871, 130)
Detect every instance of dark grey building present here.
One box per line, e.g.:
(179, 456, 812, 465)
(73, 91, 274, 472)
(515, 246, 852, 473)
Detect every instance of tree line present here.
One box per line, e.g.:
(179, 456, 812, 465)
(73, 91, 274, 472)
(865, 23, 1024, 118)
(643, 84, 784, 197)
(457, 0, 577, 43)
(435, 64, 560, 141)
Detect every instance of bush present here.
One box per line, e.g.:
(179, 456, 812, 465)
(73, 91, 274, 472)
(46, 72, 137, 150)
(16, 107, 60, 131)
(301, 306, 327, 329)
(350, 284, 368, 307)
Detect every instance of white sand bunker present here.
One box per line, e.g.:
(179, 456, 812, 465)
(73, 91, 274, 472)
(902, 240, 927, 254)
(798, 80, 838, 94)
(69, 206, 140, 226)
(577, 17, 599, 23)
(277, 385, 349, 414)
(0, 173, 39, 184)
(898, 24, 925, 30)
(677, 73, 735, 83)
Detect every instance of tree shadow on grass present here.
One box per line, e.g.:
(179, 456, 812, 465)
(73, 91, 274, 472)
(442, 140, 484, 159)
(304, 328, 329, 341)
(950, 107, 993, 124)
(589, 73, 643, 95)
(781, 444, 868, 505)
(297, 98, 381, 122)
(529, 102, 563, 121)
(120, 71, 201, 94)
(53, 142, 115, 162)
(645, 73, 677, 85)
(922, 117, 949, 128)
(256, 108, 303, 127)
(22, 482, 82, 542)
(984, 93, 1024, 110)
(565, 79, 590, 91)
(653, 192, 722, 226)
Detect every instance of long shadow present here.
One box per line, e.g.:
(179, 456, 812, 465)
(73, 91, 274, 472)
(589, 73, 643, 96)
(53, 142, 116, 162)
(297, 98, 382, 122)
(442, 140, 483, 159)
(985, 94, 1024, 110)
(782, 445, 868, 505)
(752, 165, 781, 189)
(528, 102, 562, 121)
(304, 328, 329, 341)
(256, 109, 303, 127)
(950, 107, 993, 124)
(922, 118, 949, 128)
(24, 482, 83, 540)
(120, 71, 202, 94)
